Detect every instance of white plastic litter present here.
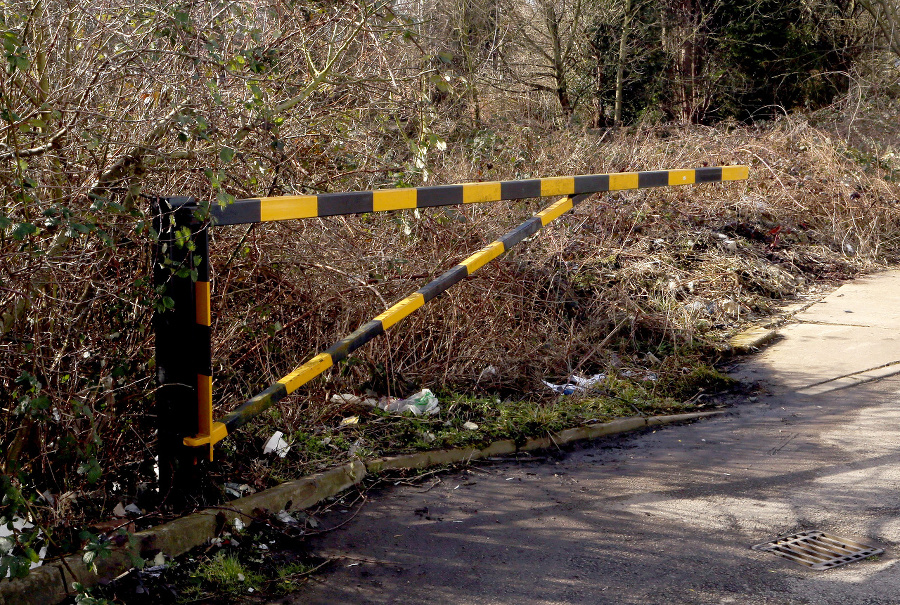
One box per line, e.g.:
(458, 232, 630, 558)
(477, 365, 499, 383)
(379, 389, 440, 416)
(330, 393, 363, 405)
(462, 421, 479, 430)
(542, 373, 606, 395)
(275, 510, 299, 525)
(263, 431, 291, 458)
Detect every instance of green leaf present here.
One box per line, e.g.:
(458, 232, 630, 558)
(11, 222, 37, 240)
(77, 458, 102, 484)
(219, 146, 235, 163)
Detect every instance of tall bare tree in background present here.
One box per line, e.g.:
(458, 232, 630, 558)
(499, 0, 593, 118)
(861, 0, 900, 56)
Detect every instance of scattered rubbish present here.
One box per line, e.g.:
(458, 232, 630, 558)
(477, 365, 499, 383)
(210, 533, 240, 548)
(233, 518, 246, 532)
(683, 300, 714, 315)
(645, 352, 661, 365)
(542, 373, 606, 395)
(293, 511, 320, 529)
(275, 510, 299, 525)
(224, 483, 254, 499)
(113, 502, 127, 517)
(331, 393, 379, 407)
(722, 239, 738, 252)
(337, 389, 441, 416)
(339, 416, 359, 427)
(263, 431, 291, 458)
(462, 421, 479, 430)
(621, 369, 658, 381)
(124, 503, 142, 516)
(330, 393, 363, 405)
(347, 439, 362, 457)
(401, 389, 440, 416)
(720, 298, 741, 316)
(422, 431, 436, 443)
(39, 490, 55, 506)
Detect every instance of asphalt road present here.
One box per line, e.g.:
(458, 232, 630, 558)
(290, 271, 900, 605)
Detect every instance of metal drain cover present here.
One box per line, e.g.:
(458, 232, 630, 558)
(753, 531, 883, 570)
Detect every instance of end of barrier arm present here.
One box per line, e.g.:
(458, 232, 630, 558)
(184, 422, 228, 461)
(722, 165, 749, 180)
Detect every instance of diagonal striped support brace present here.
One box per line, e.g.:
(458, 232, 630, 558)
(215, 191, 593, 437)
(211, 165, 749, 225)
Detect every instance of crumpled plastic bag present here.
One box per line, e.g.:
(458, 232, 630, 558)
(383, 389, 440, 416)
(542, 373, 606, 395)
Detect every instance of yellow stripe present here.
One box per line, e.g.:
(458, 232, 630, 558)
(374, 188, 417, 211)
(668, 169, 695, 186)
(536, 196, 574, 226)
(461, 241, 505, 274)
(259, 196, 318, 222)
(609, 172, 639, 190)
(195, 281, 211, 326)
(279, 352, 334, 394)
(722, 165, 749, 181)
(183, 421, 227, 457)
(463, 182, 501, 204)
(198, 374, 213, 434)
(540, 177, 575, 197)
(374, 293, 425, 330)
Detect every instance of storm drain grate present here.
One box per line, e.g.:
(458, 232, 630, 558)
(752, 531, 883, 570)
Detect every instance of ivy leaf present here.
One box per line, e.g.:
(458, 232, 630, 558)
(219, 146, 235, 163)
(11, 222, 37, 240)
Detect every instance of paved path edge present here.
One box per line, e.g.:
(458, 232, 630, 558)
(0, 410, 723, 605)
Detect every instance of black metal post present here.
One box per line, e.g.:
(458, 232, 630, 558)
(152, 196, 202, 505)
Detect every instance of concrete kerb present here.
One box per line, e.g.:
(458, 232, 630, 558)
(0, 410, 723, 605)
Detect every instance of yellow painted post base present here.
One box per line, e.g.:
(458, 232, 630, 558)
(183, 422, 229, 461)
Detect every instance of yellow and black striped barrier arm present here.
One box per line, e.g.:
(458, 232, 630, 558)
(184, 165, 749, 453)
(211, 165, 749, 225)
(187, 190, 590, 448)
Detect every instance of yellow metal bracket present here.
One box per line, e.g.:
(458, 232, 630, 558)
(183, 422, 228, 461)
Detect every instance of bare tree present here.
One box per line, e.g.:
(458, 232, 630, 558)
(499, 0, 593, 119)
(860, 0, 900, 56)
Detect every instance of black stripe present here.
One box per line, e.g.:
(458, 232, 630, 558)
(498, 217, 542, 250)
(211, 198, 261, 226)
(570, 193, 591, 207)
(195, 324, 212, 375)
(574, 174, 609, 194)
(417, 185, 464, 208)
(317, 191, 374, 216)
(638, 171, 669, 188)
(194, 229, 209, 281)
(501, 179, 542, 200)
(695, 167, 723, 183)
(325, 320, 385, 363)
(223, 383, 288, 432)
(418, 265, 468, 303)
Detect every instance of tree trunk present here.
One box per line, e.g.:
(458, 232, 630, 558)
(614, 0, 634, 125)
